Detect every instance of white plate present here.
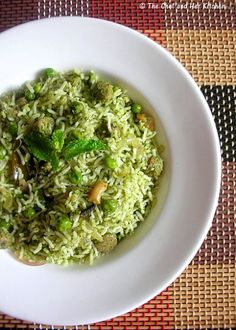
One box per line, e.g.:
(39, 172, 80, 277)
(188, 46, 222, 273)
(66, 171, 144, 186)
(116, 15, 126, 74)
(0, 17, 221, 326)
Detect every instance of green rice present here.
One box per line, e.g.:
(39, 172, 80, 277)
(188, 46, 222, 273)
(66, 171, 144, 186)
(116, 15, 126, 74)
(0, 69, 163, 265)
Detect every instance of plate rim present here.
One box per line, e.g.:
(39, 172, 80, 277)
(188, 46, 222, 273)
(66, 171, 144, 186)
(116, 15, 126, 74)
(0, 16, 222, 325)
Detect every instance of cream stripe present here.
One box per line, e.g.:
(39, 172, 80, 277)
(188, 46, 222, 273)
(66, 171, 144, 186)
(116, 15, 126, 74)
(170, 264, 236, 329)
(59, 0, 62, 16)
(75, 0, 78, 15)
(43, 0, 46, 17)
(70, 0, 72, 16)
(164, 30, 236, 85)
(38, 1, 41, 19)
(81, 0, 84, 16)
(53, 0, 57, 16)
(86, 0, 89, 16)
(143, 29, 236, 85)
(64, 0, 67, 15)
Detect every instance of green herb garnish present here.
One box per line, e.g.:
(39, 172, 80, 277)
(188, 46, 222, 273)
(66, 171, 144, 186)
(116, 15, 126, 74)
(52, 129, 65, 152)
(23, 207, 36, 219)
(24, 131, 59, 170)
(63, 139, 107, 160)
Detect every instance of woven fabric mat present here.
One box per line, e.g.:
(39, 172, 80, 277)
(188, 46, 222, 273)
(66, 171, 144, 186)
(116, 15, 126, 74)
(0, 1, 235, 329)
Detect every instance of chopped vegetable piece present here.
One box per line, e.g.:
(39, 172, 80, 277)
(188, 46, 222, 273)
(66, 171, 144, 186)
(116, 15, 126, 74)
(95, 233, 117, 253)
(9, 122, 18, 136)
(68, 168, 83, 184)
(0, 219, 11, 230)
(137, 113, 155, 131)
(57, 215, 72, 232)
(0, 228, 13, 249)
(88, 181, 108, 205)
(105, 157, 117, 170)
(63, 139, 107, 160)
(19, 179, 29, 194)
(23, 207, 36, 219)
(92, 81, 113, 103)
(10, 151, 28, 182)
(131, 103, 142, 114)
(52, 129, 64, 151)
(24, 131, 59, 170)
(35, 117, 54, 136)
(34, 83, 42, 94)
(0, 187, 13, 210)
(10, 152, 20, 181)
(14, 255, 45, 266)
(136, 113, 146, 122)
(80, 204, 96, 218)
(25, 90, 35, 101)
(146, 116, 155, 131)
(45, 68, 57, 78)
(102, 199, 118, 213)
(16, 97, 27, 107)
(0, 146, 6, 160)
(148, 155, 163, 177)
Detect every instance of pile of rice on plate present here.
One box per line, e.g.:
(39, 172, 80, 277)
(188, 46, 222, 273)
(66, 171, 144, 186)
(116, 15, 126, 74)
(0, 69, 163, 265)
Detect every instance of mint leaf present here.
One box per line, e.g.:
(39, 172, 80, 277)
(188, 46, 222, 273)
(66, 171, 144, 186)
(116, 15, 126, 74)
(24, 132, 59, 171)
(52, 129, 65, 152)
(63, 139, 107, 160)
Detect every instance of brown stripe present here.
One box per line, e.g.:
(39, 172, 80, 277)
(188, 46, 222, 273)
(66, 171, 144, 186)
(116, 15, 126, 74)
(193, 162, 236, 265)
(0, 0, 38, 32)
(162, 0, 236, 30)
(162, 30, 236, 85)
(170, 264, 236, 329)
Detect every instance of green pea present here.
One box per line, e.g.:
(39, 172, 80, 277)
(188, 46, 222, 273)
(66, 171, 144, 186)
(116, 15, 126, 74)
(23, 207, 36, 219)
(45, 68, 57, 78)
(68, 169, 83, 184)
(34, 83, 42, 94)
(72, 101, 84, 114)
(105, 157, 117, 170)
(9, 122, 18, 136)
(102, 200, 118, 213)
(0, 146, 7, 160)
(0, 219, 11, 230)
(57, 215, 72, 232)
(75, 103, 84, 113)
(131, 103, 142, 114)
(25, 90, 35, 101)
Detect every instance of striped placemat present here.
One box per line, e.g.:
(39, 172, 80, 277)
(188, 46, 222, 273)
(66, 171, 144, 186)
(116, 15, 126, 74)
(0, 1, 235, 329)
